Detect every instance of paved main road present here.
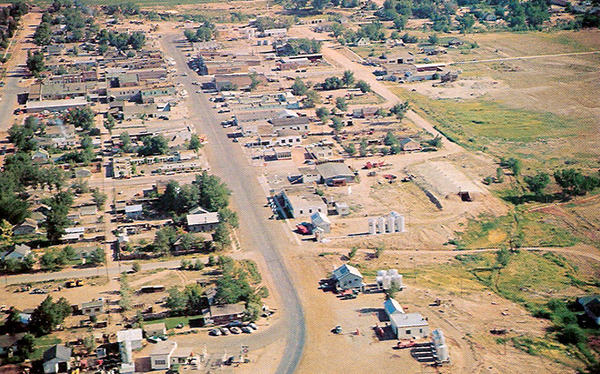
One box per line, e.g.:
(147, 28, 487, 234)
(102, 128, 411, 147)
(0, 12, 41, 132)
(159, 35, 306, 374)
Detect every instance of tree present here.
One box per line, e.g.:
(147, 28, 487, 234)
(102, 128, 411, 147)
(524, 172, 550, 197)
(496, 247, 510, 267)
(165, 287, 187, 314)
(249, 72, 261, 91)
(188, 134, 201, 151)
(119, 132, 134, 153)
(92, 188, 107, 209)
(88, 247, 106, 266)
(29, 296, 71, 336)
(213, 222, 231, 248)
(15, 333, 35, 361)
(355, 80, 371, 93)
(196, 172, 232, 212)
(346, 143, 357, 156)
(45, 191, 73, 244)
(104, 113, 115, 133)
(4, 308, 23, 334)
(342, 70, 355, 87)
(335, 97, 347, 111)
(218, 207, 239, 228)
(119, 273, 132, 311)
(331, 22, 345, 38)
(384, 131, 398, 146)
(348, 246, 358, 260)
(311, 0, 330, 12)
(428, 34, 439, 45)
(138, 135, 168, 156)
(554, 169, 599, 197)
(458, 14, 475, 33)
(291, 77, 308, 96)
(390, 101, 409, 119)
(315, 107, 330, 123)
(331, 116, 344, 132)
(496, 167, 505, 183)
(304, 90, 320, 108)
(26, 50, 45, 76)
(0, 219, 13, 245)
(321, 76, 343, 90)
(64, 107, 95, 131)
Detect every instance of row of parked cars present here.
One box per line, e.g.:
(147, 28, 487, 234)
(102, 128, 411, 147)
(209, 322, 258, 336)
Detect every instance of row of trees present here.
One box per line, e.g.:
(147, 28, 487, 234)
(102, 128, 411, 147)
(34, 0, 96, 45)
(523, 168, 600, 200)
(164, 256, 265, 321)
(183, 22, 216, 43)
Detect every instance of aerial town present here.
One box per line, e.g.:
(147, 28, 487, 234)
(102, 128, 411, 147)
(0, 0, 598, 373)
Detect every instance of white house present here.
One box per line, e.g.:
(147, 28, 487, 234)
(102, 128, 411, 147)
(311, 212, 331, 233)
(186, 212, 220, 232)
(150, 341, 194, 370)
(150, 341, 176, 370)
(276, 129, 302, 146)
(332, 264, 364, 291)
(125, 205, 143, 220)
(117, 329, 143, 350)
(384, 298, 429, 339)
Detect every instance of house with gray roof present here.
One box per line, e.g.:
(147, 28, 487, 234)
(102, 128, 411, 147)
(43, 345, 72, 374)
(332, 264, 364, 291)
(315, 162, 355, 186)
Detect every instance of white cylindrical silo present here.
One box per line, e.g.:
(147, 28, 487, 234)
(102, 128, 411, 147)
(382, 275, 391, 289)
(436, 344, 449, 362)
(368, 218, 376, 235)
(432, 329, 445, 347)
(390, 211, 399, 218)
(392, 274, 403, 289)
(386, 215, 395, 233)
(377, 270, 387, 277)
(375, 275, 383, 288)
(377, 217, 386, 234)
(396, 215, 405, 232)
(389, 269, 398, 275)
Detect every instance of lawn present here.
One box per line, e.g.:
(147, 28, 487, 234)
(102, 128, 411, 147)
(32, 336, 62, 361)
(144, 316, 191, 330)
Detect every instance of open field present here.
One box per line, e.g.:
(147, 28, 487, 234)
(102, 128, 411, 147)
(374, 30, 600, 170)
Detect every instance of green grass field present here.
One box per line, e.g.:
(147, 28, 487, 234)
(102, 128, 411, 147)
(144, 316, 191, 330)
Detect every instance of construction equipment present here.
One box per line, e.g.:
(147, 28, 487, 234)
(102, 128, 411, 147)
(333, 325, 342, 334)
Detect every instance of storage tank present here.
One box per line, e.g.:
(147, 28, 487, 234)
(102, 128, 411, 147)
(388, 269, 398, 275)
(386, 215, 395, 233)
(392, 274, 403, 289)
(396, 215, 405, 232)
(382, 275, 392, 289)
(435, 344, 449, 362)
(375, 275, 383, 287)
(368, 218, 376, 235)
(377, 217, 386, 234)
(432, 329, 445, 347)
(390, 211, 399, 218)
(377, 270, 387, 277)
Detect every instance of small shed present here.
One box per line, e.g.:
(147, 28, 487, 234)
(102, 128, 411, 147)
(42, 345, 71, 374)
(311, 212, 331, 233)
(389, 312, 429, 339)
(145, 323, 167, 337)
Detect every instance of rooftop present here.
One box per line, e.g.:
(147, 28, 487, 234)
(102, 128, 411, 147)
(150, 341, 177, 356)
(187, 212, 220, 226)
(117, 329, 143, 343)
(315, 162, 354, 180)
(210, 303, 246, 317)
(390, 312, 428, 328)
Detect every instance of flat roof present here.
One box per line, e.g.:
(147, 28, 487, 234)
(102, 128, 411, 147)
(26, 97, 88, 110)
(187, 212, 220, 225)
(390, 312, 428, 328)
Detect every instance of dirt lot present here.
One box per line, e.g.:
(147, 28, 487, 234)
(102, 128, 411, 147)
(291, 244, 579, 374)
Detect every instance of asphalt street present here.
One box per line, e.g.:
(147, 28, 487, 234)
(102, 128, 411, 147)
(159, 35, 306, 374)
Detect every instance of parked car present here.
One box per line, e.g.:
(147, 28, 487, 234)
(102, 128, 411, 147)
(228, 321, 243, 327)
(241, 326, 252, 334)
(219, 327, 230, 335)
(248, 323, 258, 330)
(229, 327, 242, 334)
(209, 329, 221, 336)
